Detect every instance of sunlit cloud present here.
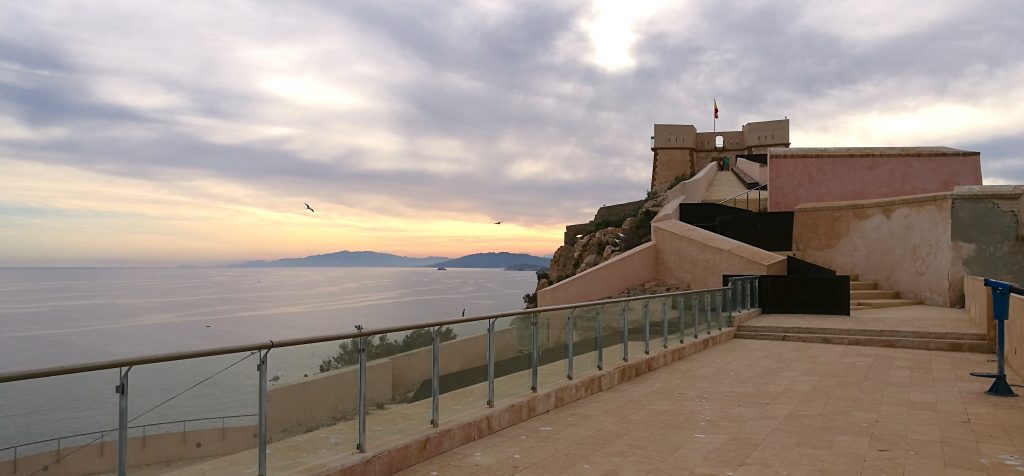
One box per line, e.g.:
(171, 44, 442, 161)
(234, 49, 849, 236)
(0, 0, 1021, 265)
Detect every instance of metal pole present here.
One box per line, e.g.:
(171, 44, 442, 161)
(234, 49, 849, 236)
(705, 293, 712, 335)
(662, 298, 669, 349)
(116, 366, 131, 476)
(621, 302, 629, 362)
(257, 350, 268, 475)
(356, 335, 367, 451)
(717, 291, 724, 332)
(643, 300, 650, 355)
(487, 319, 495, 407)
(431, 327, 440, 426)
(566, 310, 574, 380)
(596, 307, 604, 371)
(675, 297, 683, 343)
(692, 295, 699, 340)
(753, 278, 759, 308)
(530, 314, 539, 392)
(745, 279, 752, 310)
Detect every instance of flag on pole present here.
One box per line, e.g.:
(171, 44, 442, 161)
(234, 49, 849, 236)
(714, 99, 719, 119)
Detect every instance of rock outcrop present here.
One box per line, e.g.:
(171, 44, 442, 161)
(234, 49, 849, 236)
(543, 189, 668, 288)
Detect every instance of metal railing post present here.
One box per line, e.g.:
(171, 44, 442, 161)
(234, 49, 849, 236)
(431, 327, 441, 426)
(355, 329, 367, 452)
(745, 279, 752, 310)
(717, 291, 724, 332)
(116, 366, 131, 476)
(643, 300, 650, 355)
(566, 310, 574, 380)
(596, 307, 604, 371)
(530, 314, 539, 392)
(753, 278, 759, 308)
(621, 302, 629, 362)
(705, 293, 712, 335)
(257, 348, 269, 476)
(487, 319, 495, 407)
(691, 295, 699, 340)
(677, 296, 685, 343)
(661, 298, 669, 349)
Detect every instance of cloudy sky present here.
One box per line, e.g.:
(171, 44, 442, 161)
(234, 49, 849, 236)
(1, 0, 1021, 266)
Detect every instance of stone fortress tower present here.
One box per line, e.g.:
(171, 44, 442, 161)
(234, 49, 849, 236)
(650, 118, 790, 189)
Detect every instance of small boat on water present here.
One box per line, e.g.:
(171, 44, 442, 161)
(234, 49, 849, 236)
(436, 266, 447, 270)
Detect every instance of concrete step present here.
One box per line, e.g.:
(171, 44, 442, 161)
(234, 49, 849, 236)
(736, 325, 987, 342)
(850, 298, 919, 309)
(850, 305, 872, 311)
(850, 289, 900, 300)
(850, 281, 877, 291)
(735, 331, 992, 353)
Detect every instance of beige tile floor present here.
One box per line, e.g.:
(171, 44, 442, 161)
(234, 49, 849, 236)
(153, 335, 712, 475)
(398, 339, 1024, 476)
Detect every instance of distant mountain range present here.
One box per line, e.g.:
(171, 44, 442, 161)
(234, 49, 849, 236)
(233, 250, 549, 270)
(431, 252, 549, 270)
(233, 251, 449, 268)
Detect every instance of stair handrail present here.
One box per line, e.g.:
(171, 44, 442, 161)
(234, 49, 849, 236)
(718, 183, 767, 211)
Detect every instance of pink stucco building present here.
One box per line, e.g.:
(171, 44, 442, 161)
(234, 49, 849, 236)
(767, 147, 982, 211)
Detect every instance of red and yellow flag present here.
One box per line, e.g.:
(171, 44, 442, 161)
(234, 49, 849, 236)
(714, 99, 719, 119)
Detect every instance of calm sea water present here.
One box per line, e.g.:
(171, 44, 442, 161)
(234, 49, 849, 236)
(0, 267, 536, 451)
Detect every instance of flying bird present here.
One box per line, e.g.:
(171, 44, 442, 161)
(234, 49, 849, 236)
(494, 221, 501, 225)
(304, 203, 315, 213)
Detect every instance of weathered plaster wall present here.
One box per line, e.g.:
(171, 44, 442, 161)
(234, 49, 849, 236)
(654, 220, 786, 290)
(951, 186, 1024, 289)
(537, 242, 658, 307)
(769, 148, 981, 211)
(964, 276, 996, 343)
(793, 194, 955, 306)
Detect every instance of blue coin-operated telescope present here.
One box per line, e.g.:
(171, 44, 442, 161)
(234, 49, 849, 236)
(976, 279, 1024, 397)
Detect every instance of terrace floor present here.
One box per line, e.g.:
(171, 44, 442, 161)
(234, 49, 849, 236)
(114, 306, 1018, 476)
(398, 338, 1024, 476)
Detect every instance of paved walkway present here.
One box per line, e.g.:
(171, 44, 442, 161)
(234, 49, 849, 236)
(702, 170, 751, 203)
(399, 339, 1024, 476)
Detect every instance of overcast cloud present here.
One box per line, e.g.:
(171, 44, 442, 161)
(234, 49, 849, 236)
(1, 0, 1022, 265)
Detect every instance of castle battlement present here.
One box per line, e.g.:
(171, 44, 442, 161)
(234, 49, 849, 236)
(650, 118, 790, 189)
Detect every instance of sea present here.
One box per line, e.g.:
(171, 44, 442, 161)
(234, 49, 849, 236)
(0, 267, 536, 452)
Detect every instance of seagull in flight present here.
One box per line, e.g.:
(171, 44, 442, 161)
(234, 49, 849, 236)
(304, 203, 315, 213)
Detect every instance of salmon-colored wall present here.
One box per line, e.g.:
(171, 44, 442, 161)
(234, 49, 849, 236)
(654, 221, 786, 290)
(537, 242, 658, 307)
(792, 194, 955, 306)
(769, 152, 981, 211)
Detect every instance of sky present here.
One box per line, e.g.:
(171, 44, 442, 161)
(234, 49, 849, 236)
(1, 0, 1022, 266)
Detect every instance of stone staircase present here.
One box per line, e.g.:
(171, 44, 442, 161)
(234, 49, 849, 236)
(776, 253, 920, 312)
(849, 275, 919, 310)
(734, 325, 990, 352)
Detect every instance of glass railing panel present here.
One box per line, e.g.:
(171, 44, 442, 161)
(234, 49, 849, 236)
(344, 330, 430, 448)
(262, 339, 358, 473)
(569, 304, 600, 380)
(492, 314, 533, 403)
(0, 369, 118, 476)
(125, 352, 259, 475)
(436, 321, 489, 426)
(535, 308, 569, 391)
(624, 298, 649, 360)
